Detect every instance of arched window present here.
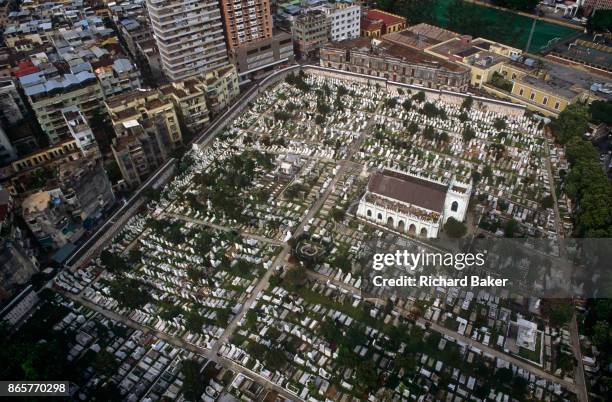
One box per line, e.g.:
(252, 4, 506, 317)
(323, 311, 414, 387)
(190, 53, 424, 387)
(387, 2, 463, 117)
(451, 201, 459, 212)
(377, 213, 383, 220)
(366, 209, 372, 217)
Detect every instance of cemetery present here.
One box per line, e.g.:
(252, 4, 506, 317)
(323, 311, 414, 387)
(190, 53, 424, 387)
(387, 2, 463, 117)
(49, 69, 579, 401)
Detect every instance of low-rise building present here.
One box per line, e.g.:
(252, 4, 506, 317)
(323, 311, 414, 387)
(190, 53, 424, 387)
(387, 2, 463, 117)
(22, 157, 115, 250)
(229, 32, 295, 78)
(0, 0, 12, 30)
(106, 89, 183, 187)
(94, 58, 142, 98)
(425, 36, 522, 88)
(484, 57, 612, 116)
(0, 77, 27, 128)
(61, 106, 99, 157)
(159, 79, 210, 134)
(320, 38, 471, 91)
(19, 70, 104, 144)
(293, 9, 330, 59)
(203, 64, 240, 115)
(361, 9, 406, 38)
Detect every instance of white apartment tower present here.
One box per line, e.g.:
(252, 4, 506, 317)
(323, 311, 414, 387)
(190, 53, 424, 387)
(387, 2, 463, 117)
(146, 0, 230, 81)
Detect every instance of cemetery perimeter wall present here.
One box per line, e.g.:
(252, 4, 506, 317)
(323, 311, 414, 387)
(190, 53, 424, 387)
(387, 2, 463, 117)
(304, 65, 527, 117)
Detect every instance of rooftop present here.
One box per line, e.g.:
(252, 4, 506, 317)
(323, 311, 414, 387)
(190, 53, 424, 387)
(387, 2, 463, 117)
(324, 38, 468, 73)
(22, 191, 51, 214)
(362, 9, 405, 28)
(367, 169, 447, 213)
(405, 23, 459, 44)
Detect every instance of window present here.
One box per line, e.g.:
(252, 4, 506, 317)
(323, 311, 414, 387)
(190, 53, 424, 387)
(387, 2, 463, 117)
(530, 92, 535, 100)
(451, 201, 459, 212)
(542, 97, 548, 105)
(377, 213, 382, 220)
(554, 101, 560, 110)
(519, 88, 524, 96)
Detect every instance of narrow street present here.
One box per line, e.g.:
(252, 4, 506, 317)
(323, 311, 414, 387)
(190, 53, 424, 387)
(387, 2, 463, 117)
(544, 140, 588, 402)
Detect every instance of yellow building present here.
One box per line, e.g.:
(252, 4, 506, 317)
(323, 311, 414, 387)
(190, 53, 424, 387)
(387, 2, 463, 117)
(105, 89, 182, 149)
(481, 59, 609, 117)
(425, 36, 522, 88)
(0, 140, 82, 195)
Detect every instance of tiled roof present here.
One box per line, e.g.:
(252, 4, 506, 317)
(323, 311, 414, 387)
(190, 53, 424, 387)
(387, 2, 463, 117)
(368, 169, 447, 213)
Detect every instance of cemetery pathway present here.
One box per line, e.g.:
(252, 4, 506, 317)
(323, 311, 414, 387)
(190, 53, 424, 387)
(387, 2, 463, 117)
(305, 269, 580, 395)
(161, 212, 285, 246)
(59, 290, 303, 402)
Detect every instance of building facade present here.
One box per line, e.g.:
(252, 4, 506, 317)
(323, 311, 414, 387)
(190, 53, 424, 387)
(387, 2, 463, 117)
(106, 89, 183, 187)
(159, 79, 210, 134)
(219, 0, 273, 50)
(0, 126, 17, 165)
(146, 0, 229, 81)
(293, 9, 330, 59)
(19, 70, 104, 144)
(320, 38, 471, 91)
(317, 2, 360, 42)
(357, 169, 471, 238)
(94, 58, 142, 98)
(229, 32, 294, 77)
(203, 64, 240, 115)
(0, 77, 27, 128)
(361, 9, 406, 38)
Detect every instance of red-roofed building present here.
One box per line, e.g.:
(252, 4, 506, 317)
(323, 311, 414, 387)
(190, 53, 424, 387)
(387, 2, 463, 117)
(361, 9, 406, 38)
(13, 60, 38, 78)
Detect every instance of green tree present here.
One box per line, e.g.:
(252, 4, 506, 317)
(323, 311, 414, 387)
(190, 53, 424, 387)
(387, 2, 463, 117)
(444, 217, 467, 238)
(587, 9, 612, 33)
(330, 207, 345, 222)
(493, 117, 507, 131)
(407, 121, 419, 135)
(503, 219, 519, 238)
(461, 96, 474, 110)
(551, 103, 589, 145)
(284, 266, 307, 289)
(186, 310, 205, 333)
(589, 100, 612, 125)
(181, 359, 205, 401)
(109, 279, 150, 309)
(412, 91, 426, 102)
(462, 126, 476, 142)
(422, 125, 435, 140)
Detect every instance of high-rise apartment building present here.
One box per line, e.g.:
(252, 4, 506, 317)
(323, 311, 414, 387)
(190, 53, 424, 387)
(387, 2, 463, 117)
(220, 0, 294, 78)
(146, 0, 229, 81)
(219, 0, 273, 50)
